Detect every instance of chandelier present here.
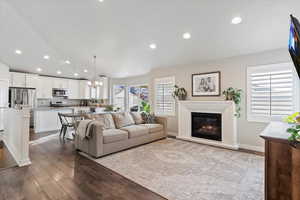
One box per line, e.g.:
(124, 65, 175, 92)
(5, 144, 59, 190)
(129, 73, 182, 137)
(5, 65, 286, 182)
(87, 55, 103, 88)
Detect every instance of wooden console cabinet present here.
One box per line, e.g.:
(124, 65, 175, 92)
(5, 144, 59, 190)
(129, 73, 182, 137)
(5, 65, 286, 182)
(261, 122, 300, 200)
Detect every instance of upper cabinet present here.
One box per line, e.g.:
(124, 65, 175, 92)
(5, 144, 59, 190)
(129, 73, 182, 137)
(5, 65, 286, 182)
(53, 78, 69, 89)
(9, 72, 109, 100)
(68, 80, 79, 99)
(25, 74, 39, 88)
(10, 72, 39, 88)
(36, 76, 53, 99)
(10, 72, 26, 87)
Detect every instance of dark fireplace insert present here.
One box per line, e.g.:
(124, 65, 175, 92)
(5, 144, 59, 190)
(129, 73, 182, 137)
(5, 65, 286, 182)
(191, 112, 222, 141)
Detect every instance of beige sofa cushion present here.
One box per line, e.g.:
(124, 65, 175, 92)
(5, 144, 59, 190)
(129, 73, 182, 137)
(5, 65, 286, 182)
(131, 112, 144, 124)
(112, 112, 135, 128)
(140, 124, 163, 133)
(120, 125, 149, 138)
(84, 113, 116, 129)
(103, 129, 128, 144)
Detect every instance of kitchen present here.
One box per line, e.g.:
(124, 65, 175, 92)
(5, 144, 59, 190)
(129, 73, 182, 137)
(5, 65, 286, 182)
(8, 71, 110, 140)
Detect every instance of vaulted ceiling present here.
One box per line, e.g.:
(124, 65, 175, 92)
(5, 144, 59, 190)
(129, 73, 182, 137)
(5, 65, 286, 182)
(0, 0, 299, 78)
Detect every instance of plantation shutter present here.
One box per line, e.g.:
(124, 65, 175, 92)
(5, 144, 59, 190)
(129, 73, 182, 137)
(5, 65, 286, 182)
(155, 77, 175, 116)
(247, 63, 298, 122)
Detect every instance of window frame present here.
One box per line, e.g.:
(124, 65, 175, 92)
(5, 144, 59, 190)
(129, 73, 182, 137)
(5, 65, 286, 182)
(112, 84, 127, 111)
(127, 84, 149, 112)
(247, 62, 299, 123)
(154, 76, 175, 116)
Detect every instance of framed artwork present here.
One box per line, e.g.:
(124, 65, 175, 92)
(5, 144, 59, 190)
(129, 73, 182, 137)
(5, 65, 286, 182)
(192, 71, 221, 96)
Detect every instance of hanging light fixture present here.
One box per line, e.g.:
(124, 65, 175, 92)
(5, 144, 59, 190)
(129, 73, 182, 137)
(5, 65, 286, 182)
(88, 55, 101, 88)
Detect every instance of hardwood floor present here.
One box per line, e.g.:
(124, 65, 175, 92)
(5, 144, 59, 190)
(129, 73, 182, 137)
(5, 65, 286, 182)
(0, 141, 17, 170)
(29, 129, 58, 141)
(0, 137, 167, 200)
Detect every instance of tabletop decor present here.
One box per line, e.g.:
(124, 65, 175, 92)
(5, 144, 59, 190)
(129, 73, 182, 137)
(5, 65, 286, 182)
(192, 71, 220, 96)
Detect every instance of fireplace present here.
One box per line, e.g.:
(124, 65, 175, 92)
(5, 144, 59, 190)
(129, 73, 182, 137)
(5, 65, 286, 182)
(191, 112, 222, 141)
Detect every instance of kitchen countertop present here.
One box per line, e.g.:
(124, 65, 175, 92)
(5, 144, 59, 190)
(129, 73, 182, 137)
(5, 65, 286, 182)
(33, 105, 106, 111)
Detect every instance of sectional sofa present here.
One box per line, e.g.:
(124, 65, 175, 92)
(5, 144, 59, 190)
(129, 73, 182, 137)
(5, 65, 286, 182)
(75, 112, 167, 158)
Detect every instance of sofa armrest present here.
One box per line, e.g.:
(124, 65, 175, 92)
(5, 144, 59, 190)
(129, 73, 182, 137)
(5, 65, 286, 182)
(75, 122, 104, 158)
(155, 116, 168, 136)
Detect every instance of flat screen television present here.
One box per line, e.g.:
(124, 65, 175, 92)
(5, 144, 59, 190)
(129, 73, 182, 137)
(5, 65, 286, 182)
(289, 15, 300, 78)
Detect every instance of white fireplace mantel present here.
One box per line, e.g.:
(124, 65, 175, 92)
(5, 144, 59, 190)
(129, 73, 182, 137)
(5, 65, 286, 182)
(177, 101, 238, 150)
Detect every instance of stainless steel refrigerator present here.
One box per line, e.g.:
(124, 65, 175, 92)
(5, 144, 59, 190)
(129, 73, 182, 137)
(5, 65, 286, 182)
(9, 87, 36, 127)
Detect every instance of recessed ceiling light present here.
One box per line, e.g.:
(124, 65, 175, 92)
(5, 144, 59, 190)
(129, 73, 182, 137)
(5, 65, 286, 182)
(57, 70, 62, 75)
(183, 32, 191, 39)
(74, 73, 79, 77)
(84, 69, 88, 73)
(65, 60, 71, 64)
(43, 55, 50, 60)
(231, 17, 242, 24)
(15, 49, 22, 55)
(36, 68, 42, 72)
(98, 0, 104, 2)
(149, 43, 157, 50)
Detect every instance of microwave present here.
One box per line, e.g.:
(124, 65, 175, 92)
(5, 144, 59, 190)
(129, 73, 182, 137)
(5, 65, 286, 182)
(52, 88, 69, 98)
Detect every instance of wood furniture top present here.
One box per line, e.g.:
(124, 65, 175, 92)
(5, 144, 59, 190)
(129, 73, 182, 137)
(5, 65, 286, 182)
(260, 121, 300, 200)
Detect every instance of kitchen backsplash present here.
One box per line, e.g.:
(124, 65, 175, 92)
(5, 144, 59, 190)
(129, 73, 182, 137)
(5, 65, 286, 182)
(37, 98, 81, 107)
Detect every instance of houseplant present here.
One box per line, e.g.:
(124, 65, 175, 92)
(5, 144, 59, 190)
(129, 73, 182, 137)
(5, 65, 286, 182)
(172, 85, 187, 100)
(222, 87, 242, 118)
(284, 112, 300, 147)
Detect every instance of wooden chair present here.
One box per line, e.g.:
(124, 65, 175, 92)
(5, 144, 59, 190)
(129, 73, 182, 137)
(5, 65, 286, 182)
(58, 113, 74, 139)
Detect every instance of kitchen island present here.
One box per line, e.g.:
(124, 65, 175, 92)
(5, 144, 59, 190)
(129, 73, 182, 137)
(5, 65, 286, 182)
(33, 106, 106, 133)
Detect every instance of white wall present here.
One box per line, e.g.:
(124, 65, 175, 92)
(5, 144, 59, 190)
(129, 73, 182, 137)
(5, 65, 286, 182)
(0, 60, 9, 140)
(112, 48, 294, 151)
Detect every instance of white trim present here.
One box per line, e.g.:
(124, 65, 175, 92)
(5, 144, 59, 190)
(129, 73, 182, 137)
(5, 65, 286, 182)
(154, 76, 175, 116)
(239, 143, 265, 153)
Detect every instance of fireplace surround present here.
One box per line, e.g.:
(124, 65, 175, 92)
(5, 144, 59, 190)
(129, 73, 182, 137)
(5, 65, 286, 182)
(178, 101, 238, 150)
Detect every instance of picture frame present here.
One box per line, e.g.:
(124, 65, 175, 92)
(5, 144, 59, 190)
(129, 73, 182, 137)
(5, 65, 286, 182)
(192, 71, 221, 96)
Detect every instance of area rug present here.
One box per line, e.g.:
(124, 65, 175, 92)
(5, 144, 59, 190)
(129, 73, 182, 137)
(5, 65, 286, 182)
(82, 138, 264, 200)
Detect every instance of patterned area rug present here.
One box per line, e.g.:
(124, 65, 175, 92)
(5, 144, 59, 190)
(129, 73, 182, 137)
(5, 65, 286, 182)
(85, 138, 264, 200)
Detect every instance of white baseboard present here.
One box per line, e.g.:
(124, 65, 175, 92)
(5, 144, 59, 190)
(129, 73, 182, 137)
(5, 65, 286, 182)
(239, 143, 264, 153)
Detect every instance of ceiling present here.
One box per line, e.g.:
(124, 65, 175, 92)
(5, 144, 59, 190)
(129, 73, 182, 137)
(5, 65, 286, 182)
(0, 0, 299, 78)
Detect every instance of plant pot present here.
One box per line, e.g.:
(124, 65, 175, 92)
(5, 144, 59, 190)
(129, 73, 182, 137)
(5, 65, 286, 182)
(178, 95, 187, 101)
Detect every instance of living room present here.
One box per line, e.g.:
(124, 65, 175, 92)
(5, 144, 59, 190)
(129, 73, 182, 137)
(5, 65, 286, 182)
(1, 1, 300, 200)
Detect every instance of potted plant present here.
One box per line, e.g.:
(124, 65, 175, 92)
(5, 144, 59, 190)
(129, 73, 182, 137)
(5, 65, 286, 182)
(222, 87, 242, 118)
(172, 85, 187, 100)
(284, 112, 300, 148)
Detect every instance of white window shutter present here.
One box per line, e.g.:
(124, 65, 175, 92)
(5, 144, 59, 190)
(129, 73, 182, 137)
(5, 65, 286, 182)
(155, 77, 175, 116)
(247, 63, 298, 122)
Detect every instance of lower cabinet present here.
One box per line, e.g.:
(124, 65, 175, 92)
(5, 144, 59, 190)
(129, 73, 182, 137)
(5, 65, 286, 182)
(34, 109, 73, 133)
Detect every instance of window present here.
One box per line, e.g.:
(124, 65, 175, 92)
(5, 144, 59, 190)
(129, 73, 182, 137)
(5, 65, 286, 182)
(247, 63, 299, 122)
(154, 76, 175, 116)
(113, 85, 126, 111)
(128, 85, 149, 112)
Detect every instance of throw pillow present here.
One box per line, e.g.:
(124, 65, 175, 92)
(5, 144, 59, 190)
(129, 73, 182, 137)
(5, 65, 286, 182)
(141, 112, 156, 124)
(131, 112, 144, 124)
(112, 112, 135, 128)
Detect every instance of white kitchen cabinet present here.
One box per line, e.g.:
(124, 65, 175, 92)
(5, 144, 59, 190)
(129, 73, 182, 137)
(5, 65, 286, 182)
(79, 80, 91, 99)
(34, 108, 73, 133)
(36, 76, 53, 99)
(68, 80, 79, 99)
(10, 72, 26, 87)
(25, 74, 39, 88)
(53, 78, 69, 89)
